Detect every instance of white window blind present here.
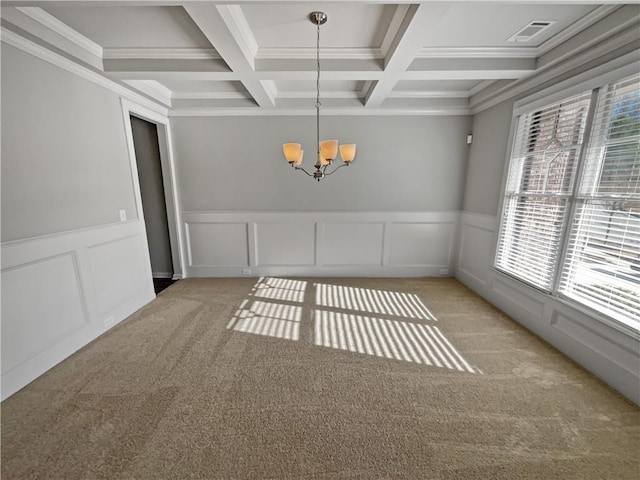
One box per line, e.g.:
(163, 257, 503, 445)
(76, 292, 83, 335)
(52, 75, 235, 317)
(559, 74, 640, 329)
(496, 92, 592, 291)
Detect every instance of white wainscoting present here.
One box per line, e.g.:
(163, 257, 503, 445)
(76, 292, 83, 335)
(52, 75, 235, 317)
(455, 211, 640, 404)
(182, 211, 459, 277)
(1, 220, 155, 400)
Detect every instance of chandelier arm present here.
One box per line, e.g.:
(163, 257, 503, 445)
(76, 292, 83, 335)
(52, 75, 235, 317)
(323, 163, 350, 176)
(293, 165, 315, 177)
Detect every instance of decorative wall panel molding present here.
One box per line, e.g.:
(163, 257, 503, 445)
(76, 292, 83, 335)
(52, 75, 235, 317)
(0, 221, 154, 400)
(455, 211, 640, 404)
(182, 211, 459, 277)
(321, 222, 385, 266)
(255, 222, 316, 267)
(1, 253, 88, 375)
(388, 222, 454, 267)
(456, 213, 497, 287)
(491, 278, 545, 319)
(551, 311, 639, 377)
(88, 234, 152, 316)
(186, 222, 249, 267)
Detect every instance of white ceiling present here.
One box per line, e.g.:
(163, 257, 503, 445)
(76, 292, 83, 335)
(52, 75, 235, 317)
(1, 1, 636, 115)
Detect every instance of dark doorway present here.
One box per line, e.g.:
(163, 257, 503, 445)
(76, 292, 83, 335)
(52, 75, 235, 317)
(130, 115, 175, 293)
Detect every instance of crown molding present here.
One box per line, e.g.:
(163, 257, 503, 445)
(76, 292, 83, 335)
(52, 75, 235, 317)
(277, 91, 363, 100)
(388, 90, 469, 99)
(536, 7, 639, 73)
(471, 28, 640, 114)
(15, 6, 103, 58)
(468, 80, 496, 97)
(169, 106, 471, 117)
(256, 47, 383, 60)
(418, 47, 538, 59)
(172, 91, 250, 100)
(417, 5, 621, 62)
(536, 4, 620, 56)
(2, 27, 167, 116)
(124, 80, 172, 106)
(103, 48, 220, 60)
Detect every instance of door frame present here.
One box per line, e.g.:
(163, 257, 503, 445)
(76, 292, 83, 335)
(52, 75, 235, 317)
(120, 98, 186, 279)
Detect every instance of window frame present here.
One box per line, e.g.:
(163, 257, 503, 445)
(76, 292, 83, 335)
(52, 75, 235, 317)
(493, 59, 640, 337)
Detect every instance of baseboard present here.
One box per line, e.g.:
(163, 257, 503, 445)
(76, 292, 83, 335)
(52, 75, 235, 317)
(152, 271, 173, 279)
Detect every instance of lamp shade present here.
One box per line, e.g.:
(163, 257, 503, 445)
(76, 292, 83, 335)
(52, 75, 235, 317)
(339, 144, 356, 162)
(293, 150, 304, 167)
(283, 143, 302, 163)
(319, 139, 339, 161)
(318, 152, 330, 166)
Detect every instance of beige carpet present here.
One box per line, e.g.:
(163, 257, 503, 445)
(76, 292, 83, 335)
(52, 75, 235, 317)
(2, 277, 639, 479)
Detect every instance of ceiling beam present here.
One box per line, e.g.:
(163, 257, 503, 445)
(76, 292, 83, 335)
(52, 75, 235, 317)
(183, 3, 276, 108)
(408, 57, 535, 77)
(107, 71, 238, 81)
(364, 3, 451, 108)
(105, 65, 532, 83)
(104, 58, 231, 74)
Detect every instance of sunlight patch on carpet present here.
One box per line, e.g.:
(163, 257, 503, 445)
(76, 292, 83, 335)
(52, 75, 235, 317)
(226, 277, 479, 373)
(313, 310, 478, 373)
(252, 277, 307, 303)
(227, 299, 301, 340)
(315, 283, 436, 320)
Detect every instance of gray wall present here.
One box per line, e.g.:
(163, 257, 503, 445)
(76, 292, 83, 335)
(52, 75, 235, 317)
(171, 115, 472, 212)
(1, 44, 137, 242)
(462, 99, 514, 216)
(130, 116, 173, 277)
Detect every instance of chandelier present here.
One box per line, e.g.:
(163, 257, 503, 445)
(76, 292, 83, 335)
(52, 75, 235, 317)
(282, 11, 356, 181)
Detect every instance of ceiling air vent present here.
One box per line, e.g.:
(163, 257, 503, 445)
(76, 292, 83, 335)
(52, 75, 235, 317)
(507, 20, 556, 43)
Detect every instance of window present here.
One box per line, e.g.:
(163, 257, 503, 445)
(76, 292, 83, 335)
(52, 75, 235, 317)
(496, 73, 640, 331)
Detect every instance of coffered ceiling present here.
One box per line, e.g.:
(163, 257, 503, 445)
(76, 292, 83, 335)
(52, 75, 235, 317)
(2, 1, 637, 115)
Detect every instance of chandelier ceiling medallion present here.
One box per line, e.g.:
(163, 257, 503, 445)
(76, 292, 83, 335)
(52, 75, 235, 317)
(282, 11, 356, 181)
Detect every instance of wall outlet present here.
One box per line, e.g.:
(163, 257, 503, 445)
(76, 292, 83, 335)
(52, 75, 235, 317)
(104, 316, 115, 328)
(440, 268, 449, 276)
(242, 268, 252, 275)
(119, 209, 127, 221)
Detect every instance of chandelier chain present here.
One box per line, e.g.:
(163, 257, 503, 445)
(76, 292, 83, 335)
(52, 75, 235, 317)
(316, 18, 321, 157)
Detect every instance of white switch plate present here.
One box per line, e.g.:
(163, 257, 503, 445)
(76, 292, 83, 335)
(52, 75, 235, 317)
(119, 210, 127, 221)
